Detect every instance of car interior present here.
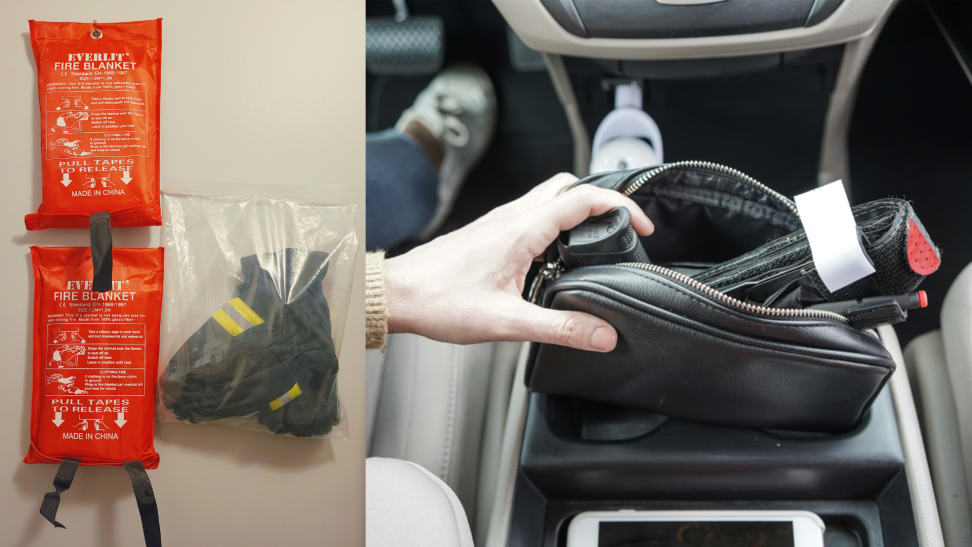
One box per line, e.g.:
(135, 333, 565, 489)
(365, 0, 972, 545)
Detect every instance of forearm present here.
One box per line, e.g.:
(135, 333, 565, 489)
(367, 175, 651, 352)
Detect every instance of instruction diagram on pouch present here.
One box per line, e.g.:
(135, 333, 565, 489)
(47, 373, 88, 395)
(46, 91, 148, 193)
(52, 327, 87, 344)
(50, 111, 89, 133)
(44, 323, 146, 394)
(49, 137, 91, 157)
(44, 322, 144, 440)
(50, 345, 86, 368)
(49, 328, 88, 368)
(73, 418, 111, 432)
(55, 95, 88, 111)
(83, 175, 121, 190)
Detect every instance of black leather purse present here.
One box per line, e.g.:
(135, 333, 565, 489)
(528, 162, 940, 433)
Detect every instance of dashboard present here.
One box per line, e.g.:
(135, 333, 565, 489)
(492, 0, 899, 59)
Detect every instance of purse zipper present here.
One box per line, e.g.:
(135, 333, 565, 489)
(531, 259, 845, 321)
(617, 262, 847, 322)
(622, 162, 841, 319)
(621, 160, 800, 216)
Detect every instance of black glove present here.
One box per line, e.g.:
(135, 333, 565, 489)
(162, 249, 341, 436)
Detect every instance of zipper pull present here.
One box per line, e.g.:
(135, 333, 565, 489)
(528, 260, 564, 303)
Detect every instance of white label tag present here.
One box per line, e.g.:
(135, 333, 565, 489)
(794, 181, 875, 292)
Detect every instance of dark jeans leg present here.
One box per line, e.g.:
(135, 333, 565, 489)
(366, 129, 439, 250)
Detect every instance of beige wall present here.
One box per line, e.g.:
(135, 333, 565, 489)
(0, 1, 365, 545)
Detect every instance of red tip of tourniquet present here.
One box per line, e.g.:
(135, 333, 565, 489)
(907, 218, 941, 275)
(918, 290, 928, 308)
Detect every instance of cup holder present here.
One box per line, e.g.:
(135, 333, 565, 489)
(543, 394, 874, 444)
(543, 395, 669, 442)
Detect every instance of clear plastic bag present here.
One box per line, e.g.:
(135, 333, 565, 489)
(158, 193, 357, 438)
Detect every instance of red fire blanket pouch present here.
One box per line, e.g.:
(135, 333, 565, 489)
(26, 19, 162, 230)
(27, 246, 164, 547)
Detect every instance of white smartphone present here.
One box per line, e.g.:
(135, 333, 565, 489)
(566, 509, 825, 547)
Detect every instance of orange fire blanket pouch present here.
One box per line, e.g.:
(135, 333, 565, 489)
(27, 246, 164, 547)
(25, 19, 162, 230)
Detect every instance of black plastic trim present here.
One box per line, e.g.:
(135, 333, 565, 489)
(540, 0, 847, 39)
(542, 0, 588, 38)
(807, 0, 846, 26)
(508, 389, 918, 546)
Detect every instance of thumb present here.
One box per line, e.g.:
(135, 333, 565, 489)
(503, 301, 618, 352)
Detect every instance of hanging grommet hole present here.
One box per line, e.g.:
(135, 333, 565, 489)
(90, 28, 102, 39)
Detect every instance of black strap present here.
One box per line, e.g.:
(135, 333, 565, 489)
(89, 212, 113, 292)
(39, 457, 80, 528)
(846, 301, 908, 330)
(124, 460, 162, 547)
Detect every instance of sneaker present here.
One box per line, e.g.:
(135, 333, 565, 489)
(395, 63, 497, 238)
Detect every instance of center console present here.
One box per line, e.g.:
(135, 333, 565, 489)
(482, 2, 941, 544)
(505, 331, 922, 546)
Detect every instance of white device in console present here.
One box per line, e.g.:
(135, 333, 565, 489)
(566, 509, 825, 547)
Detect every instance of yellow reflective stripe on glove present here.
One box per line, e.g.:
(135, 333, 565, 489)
(269, 383, 302, 411)
(211, 297, 264, 337)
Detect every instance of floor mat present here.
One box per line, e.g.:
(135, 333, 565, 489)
(849, 1, 972, 343)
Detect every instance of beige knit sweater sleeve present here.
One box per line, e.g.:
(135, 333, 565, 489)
(365, 251, 388, 350)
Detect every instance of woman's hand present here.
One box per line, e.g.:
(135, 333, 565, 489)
(384, 173, 654, 352)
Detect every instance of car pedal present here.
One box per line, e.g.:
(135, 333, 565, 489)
(366, 0, 443, 76)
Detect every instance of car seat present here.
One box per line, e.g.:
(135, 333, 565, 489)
(366, 457, 473, 547)
(365, 333, 521, 539)
(905, 262, 972, 546)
